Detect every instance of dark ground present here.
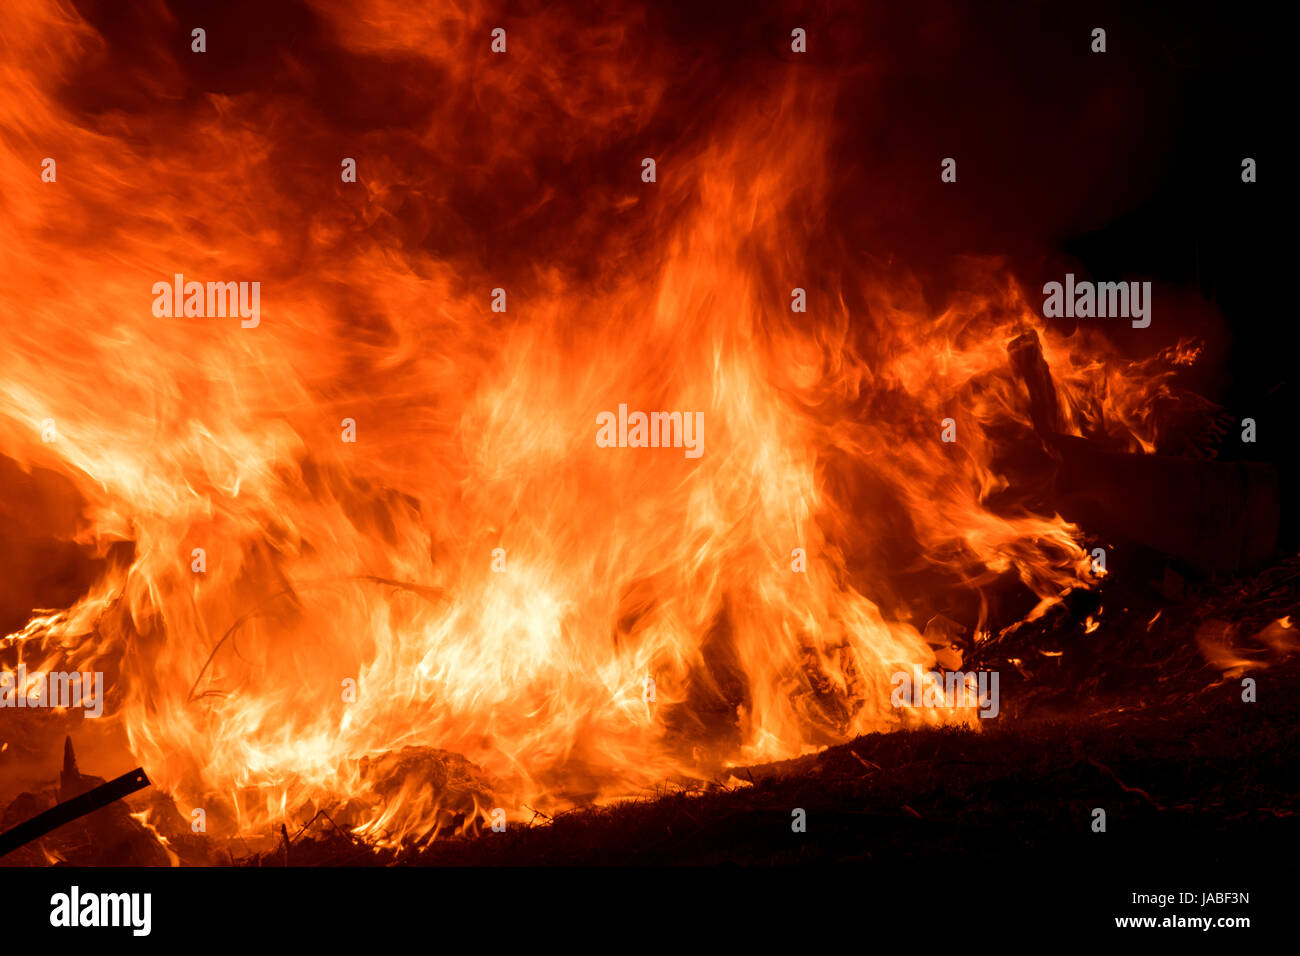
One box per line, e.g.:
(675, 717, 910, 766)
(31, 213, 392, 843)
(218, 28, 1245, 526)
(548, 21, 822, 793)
(3, 556, 1296, 870)
(252, 557, 1300, 868)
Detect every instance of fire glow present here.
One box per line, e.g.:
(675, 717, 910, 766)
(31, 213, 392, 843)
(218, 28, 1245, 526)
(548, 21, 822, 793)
(0, 0, 1188, 850)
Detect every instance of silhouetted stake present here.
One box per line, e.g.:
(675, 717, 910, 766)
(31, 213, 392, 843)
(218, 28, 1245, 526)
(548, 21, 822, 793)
(1007, 329, 1280, 573)
(1007, 330, 1062, 438)
(0, 767, 151, 860)
(60, 735, 81, 799)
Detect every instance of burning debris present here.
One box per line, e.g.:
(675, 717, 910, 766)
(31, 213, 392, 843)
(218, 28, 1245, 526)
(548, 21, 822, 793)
(0, 737, 158, 865)
(0, 0, 1289, 877)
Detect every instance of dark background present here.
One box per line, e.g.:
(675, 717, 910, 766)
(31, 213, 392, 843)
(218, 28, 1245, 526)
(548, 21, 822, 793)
(64, 0, 1290, 452)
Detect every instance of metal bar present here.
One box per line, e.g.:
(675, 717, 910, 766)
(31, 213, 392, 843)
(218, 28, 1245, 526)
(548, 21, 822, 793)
(0, 767, 151, 860)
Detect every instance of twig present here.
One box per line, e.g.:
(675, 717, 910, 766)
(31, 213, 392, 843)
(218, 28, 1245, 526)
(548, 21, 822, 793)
(1087, 757, 1165, 810)
(187, 576, 445, 702)
(522, 805, 552, 826)
(849, 749, 881, 774)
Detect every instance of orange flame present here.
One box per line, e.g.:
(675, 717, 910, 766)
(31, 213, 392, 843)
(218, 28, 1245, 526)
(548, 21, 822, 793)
(0, 0, 1181, 847)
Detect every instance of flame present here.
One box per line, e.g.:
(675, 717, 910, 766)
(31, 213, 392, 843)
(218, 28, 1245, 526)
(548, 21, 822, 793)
(41, 843, 65, 865)
(129, 809, 180, 867)
(1196, 618, 1299, 678)
(0, 0, 1183, 847)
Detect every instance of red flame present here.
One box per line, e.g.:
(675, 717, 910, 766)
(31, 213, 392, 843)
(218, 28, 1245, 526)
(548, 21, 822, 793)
(0, 0, 1188, 848)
